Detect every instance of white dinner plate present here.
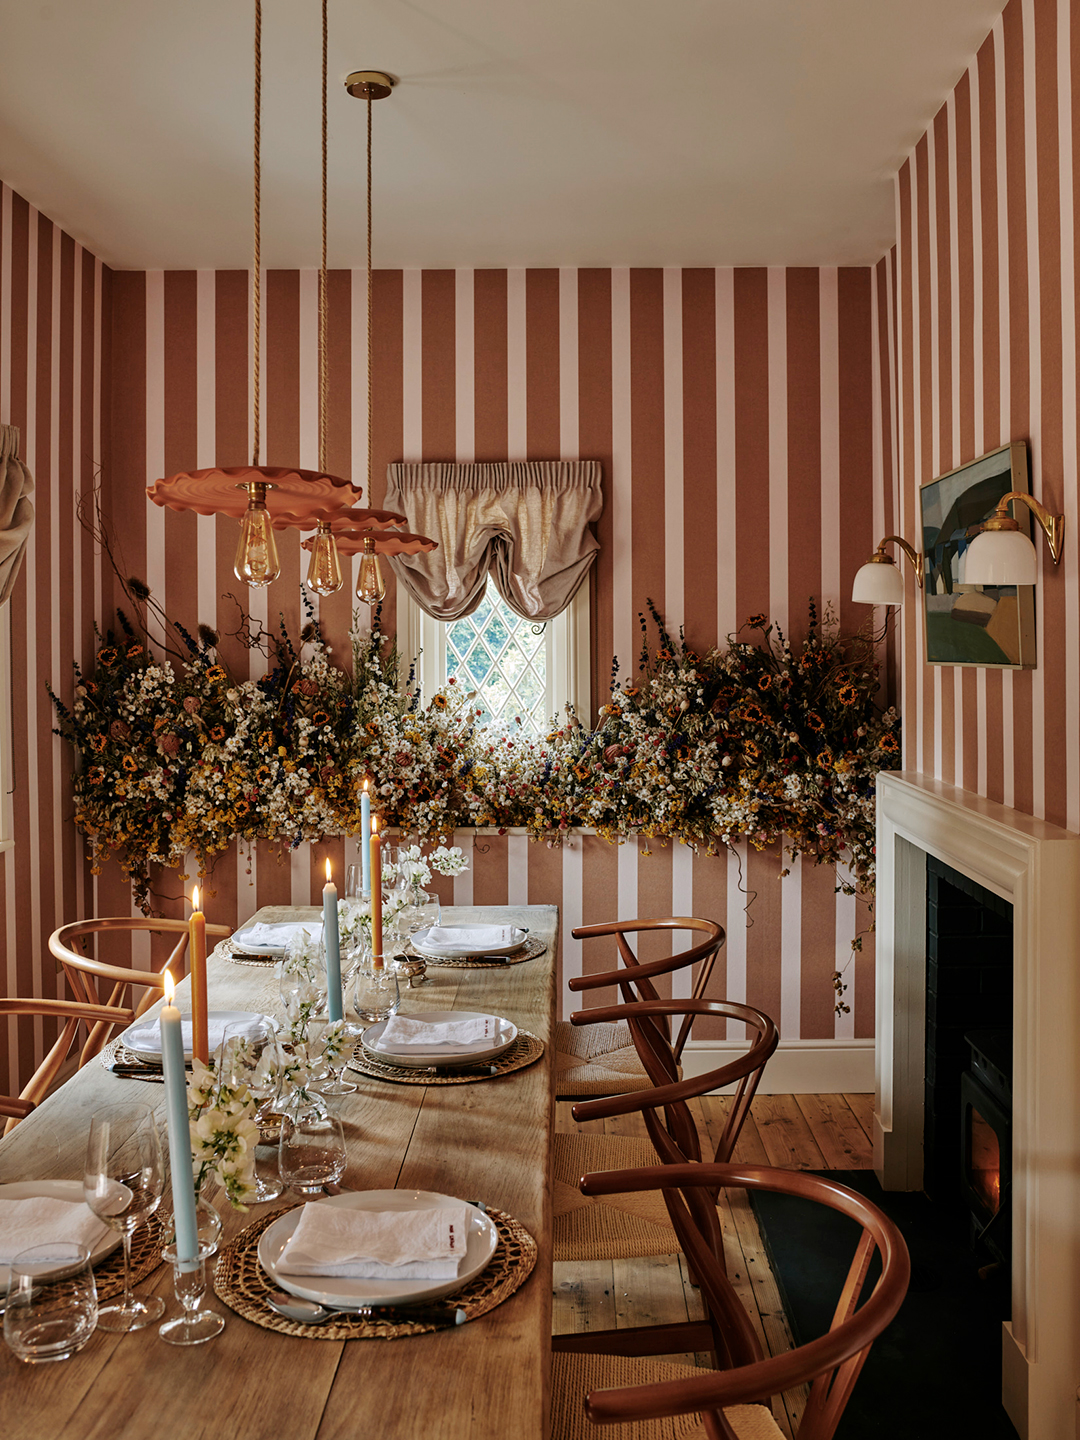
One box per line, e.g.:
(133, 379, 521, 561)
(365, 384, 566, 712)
(258, 1190, 498, 1309)
(410, 926, 528, 958)
(119, 1009, 270, 1063)
(0, 1181, 121, 1286)
(231, 921, 321, 957)
(361, 1011, 517, 1069)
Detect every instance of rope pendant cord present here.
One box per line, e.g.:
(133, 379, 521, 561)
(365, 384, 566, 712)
(318, 0, 329, 474)
(367, 92, 373, 498)
(252, 0, 262, 467)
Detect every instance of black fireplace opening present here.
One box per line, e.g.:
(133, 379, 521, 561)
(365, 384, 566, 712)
(924, 855, 1013, 1253)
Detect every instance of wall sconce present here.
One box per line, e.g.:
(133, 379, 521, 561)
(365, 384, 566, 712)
(962, 492, 1065, 585)
(851, 536, 925, 606)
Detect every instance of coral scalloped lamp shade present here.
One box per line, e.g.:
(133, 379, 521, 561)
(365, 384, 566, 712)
(963, 529, 1039, 586)
(302, 528, 438, 558)
(146, 466, 361, 522)
(851, 560, 905, 606)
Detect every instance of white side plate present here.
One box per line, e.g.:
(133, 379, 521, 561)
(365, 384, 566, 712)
(0, 1180, 122, 1286)
(258, 1190, 497, 1309)
(411, 926, 528, 958)
(361, 1011, 517, 1068)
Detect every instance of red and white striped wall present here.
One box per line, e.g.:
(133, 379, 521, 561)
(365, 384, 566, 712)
(893, 0, 1080, 832)
(0, 184, 106, 1097)
(3, 226, 883, 1089)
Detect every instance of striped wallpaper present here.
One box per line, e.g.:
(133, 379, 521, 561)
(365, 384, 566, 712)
(893, 0, 1080, 831)
(100, 264, 880, 1055)
(1, 208, 884, 1085)
(0, 184, 106, 1096)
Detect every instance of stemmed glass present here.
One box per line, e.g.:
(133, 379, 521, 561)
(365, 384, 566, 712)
(217, 1020, 285, 1201)
(309, 1018, 358, 1096)
(83, 1103, 165, 1331)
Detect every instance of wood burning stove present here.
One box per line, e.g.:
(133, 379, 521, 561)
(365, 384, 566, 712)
(960, 1029, 1012, 1263)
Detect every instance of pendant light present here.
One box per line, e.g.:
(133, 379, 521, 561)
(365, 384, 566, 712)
(146, 0, 362, 585)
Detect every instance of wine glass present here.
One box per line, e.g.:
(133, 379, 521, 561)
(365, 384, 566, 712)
(278, 1110, 346, 1195)
(217, 1020, 285, 1201)
(345, 862, 367, 903)
(83, 1104, 165, 1331)
(309, 1018, 358, 1096)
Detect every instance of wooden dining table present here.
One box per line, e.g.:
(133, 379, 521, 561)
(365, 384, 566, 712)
(0, 902, 558, 1440)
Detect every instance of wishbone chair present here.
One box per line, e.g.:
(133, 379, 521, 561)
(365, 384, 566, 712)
(556, 917, 725, 1101)
(49, 916, 232, 1065)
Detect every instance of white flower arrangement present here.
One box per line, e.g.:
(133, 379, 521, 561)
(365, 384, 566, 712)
(186, 1057, 260, 1210)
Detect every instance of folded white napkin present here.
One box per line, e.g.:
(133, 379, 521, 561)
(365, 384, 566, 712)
(375, 1014, 503, 1050)
(0, 1197, 113, 1264)
(421, 925, 517, 951)
(124, 1012, 273, 1057)
(277, 1202, 471, 1280)
(235, 921, 321, 952)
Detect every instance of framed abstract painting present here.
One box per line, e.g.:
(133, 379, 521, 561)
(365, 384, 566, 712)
(919, 441, 1035, 669)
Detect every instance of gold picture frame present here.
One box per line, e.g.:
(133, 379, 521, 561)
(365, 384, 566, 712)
(919, 441, 1035, 669)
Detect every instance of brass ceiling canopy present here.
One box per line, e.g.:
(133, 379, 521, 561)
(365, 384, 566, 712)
(344, 71, 395, 100)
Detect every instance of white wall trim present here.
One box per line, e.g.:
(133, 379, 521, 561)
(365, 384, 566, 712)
(682, 1038, 874, 1095)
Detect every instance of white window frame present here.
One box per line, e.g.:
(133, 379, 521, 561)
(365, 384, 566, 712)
(398, 582, 591, 727)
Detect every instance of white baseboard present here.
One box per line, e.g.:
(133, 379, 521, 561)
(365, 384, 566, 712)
(681, 1038, 875, 1095)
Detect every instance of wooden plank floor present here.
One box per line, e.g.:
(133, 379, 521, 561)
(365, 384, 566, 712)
(552, 1094, 875, 1439)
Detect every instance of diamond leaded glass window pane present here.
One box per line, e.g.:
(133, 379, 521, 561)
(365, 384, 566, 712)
(445, 578, 547, 735)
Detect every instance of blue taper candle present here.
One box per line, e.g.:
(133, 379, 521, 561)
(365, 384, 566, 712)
(323, 858, 343, 1021)
(160, 970, 199, 1271)
(360, 780, 372, 896)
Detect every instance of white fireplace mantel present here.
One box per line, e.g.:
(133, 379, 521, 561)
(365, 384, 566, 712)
(875, 772, 1080, 1440)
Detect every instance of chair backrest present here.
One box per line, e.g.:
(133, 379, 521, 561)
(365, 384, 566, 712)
(0, 996, 136, 1135)
(577, 1162, 911, 1440)
(569, 917, 725, 1060)
(570, 997, 779, 1199)
(49, 916, 231, 1063)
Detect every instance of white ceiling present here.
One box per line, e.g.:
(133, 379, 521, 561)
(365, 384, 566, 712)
(0, 0, 1007, 271)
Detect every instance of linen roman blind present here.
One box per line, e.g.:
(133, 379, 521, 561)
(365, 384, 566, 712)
(383, 460, 602, 622)
(0, 427, 34, 605)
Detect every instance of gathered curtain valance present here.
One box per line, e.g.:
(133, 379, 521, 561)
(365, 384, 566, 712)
(0, 426, 34, 606)
(383, 460, 602, 622)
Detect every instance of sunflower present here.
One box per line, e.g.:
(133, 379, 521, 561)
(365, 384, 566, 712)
(838, 684, 858, 705)
(758, 675, 772, 690)
(97, 647, 118, 666)
(90, 734, 107, 753)
(431, 694, 448, 710)
(126, 642, 143, 659)
(807, 712, 825, 732)
(206, 665, 227, 683)
(879, 732, 900, 753)
(122, 756, 139, 773)
(258, 730, 273, 750)
(312, 711, 330, 727)
(209, 725, 225, 742)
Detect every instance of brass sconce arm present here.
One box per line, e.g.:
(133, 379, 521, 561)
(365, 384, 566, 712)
(870, 535, 925, 588)
(984, 492, 1065, 565)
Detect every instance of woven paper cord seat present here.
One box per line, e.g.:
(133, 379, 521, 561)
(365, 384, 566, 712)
(554, 1019, 656, 1097)
(554, 1132, 680, 1261)
(554, 998, 777, 1264)
(553, 1352, 782, 1440)
(557, 918, 724, 1102)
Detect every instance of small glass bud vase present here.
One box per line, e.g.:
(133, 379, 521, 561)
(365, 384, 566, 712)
(163, 1194, 222, 1263)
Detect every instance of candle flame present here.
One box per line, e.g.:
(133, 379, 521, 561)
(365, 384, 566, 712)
(372, 815, 379, 835)
(192, 884, 200, 912)
(325, 857, 332, 883)
(164, 968, 175, 1004)
(363, 777, 369, 793)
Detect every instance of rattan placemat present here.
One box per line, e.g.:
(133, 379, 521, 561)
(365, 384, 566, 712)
(408, 937, 546, 968)
(213, 1203, 536, 1340)
(345, 1030, 543, 1085)
(98, 1036, 171, 1077)
(93, 1213, 167, 1300)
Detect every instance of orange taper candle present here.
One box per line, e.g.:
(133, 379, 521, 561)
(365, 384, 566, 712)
(189, 884, 208, 1063)
(370, 817, 383, 969)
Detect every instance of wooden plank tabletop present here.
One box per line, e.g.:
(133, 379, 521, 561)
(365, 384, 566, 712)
(0, 904, 558, 1440)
